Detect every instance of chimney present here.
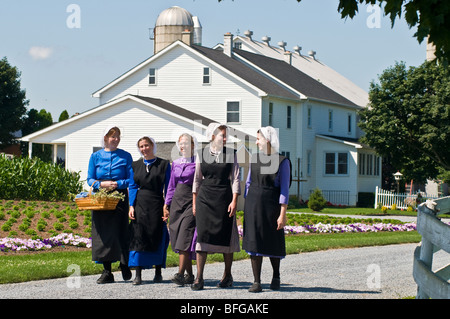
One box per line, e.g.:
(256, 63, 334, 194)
(182, 29, 193, 46)
(284, 51, 292, 65)
(224, 32, 233, 57)
(426, 36, 436, 61)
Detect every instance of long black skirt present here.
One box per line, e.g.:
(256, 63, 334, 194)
(91, 189, 129, 264)
(243, 185, 286, 257)
(169, 183, 196, 252)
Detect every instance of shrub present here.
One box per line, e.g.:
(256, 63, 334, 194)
(381, 206, 388, 214)
(69, 221, 79, 229)
(308, 188, 327, 212)
(391, 203, 397, 210)
(53, 222, 64, 231)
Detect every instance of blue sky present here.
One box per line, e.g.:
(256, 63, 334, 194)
(1, 0, 427, 119)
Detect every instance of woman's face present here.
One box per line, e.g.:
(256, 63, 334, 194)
(139, 139, 154, 158)
(178, 136, 193, 157)
(256, 132, 269, 153)
(212, 129, 227, 148)
(104, 132, 120, 150)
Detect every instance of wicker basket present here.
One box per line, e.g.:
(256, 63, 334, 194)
(75, 181, 120, 211)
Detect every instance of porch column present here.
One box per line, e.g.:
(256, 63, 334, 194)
(53, 144, 57, 164)
(28, 141, 33, 158)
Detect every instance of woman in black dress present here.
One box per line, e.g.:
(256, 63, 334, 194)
(243, 126, 291, 292)
(86, 126, 133, 284)
(128, 136, 171, 285)
(191, 123, 241, 291)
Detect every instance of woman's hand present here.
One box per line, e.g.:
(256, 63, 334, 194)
(163, 205, 170, 222)
(100, 181, 117, 190)
(129, 206, 135, 220)
(276, 204, 287, 230)
(227, 194, 239, 217)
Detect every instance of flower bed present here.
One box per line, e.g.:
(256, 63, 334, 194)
(0, 233, 91, 252)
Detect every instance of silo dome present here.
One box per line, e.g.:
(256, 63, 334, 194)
(153, 6, 196, 53)
(155, 6, 194, 27)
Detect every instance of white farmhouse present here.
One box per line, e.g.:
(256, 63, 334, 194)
(20, 6, 381, 207)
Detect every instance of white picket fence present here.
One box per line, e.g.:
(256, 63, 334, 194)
(374, 186, 441, 210)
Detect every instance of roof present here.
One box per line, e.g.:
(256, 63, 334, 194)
(233, 48, 358, 108)
(316, 134, 372, 149)
(232, 35, 369, 107)
(191, 45, 299, 100)
(155, 6, 193, 26)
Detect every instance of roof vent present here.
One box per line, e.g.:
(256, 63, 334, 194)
(308, 50, 316, 60)
(293, 45, 302, 55)
(278, 41, 287, 51)
(262, 36, 271, 46)
(244, 30, 253, 40)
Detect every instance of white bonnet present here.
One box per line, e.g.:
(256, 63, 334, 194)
(206, 123, 228, 142)
(137, 136, 157, 155)
(176, 133, 198, 152)
(259, 126, 280, 152)
(101, 125, 121, 148)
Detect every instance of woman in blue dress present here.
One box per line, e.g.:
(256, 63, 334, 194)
(128, 136, 171, 285)
(87, 126, 133, 284)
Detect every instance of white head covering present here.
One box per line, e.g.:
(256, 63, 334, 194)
(205, 123, 228, 142)
(101, 125, 121, 148)
(137, 136, 157, 155)
(258, 126, 280, 153)
(176, 133, 198, 153)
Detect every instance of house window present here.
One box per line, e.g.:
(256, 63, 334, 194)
(268, 103, 273, 126)
(287, 106, 291, 129)
(307, 106, 312, 128)
(281, 151, 291, 159)
(307, 150, 312, 176)
(328, 110, 333, 131)
(234, 42, 242, 50)
(227, 101, 240, 123)
(149, 68, 156, 85)
(359, 153, 381, 176)
(203, 67, 210, 84)
(347, 113, 352, 134)
(325, 152, 348, 175)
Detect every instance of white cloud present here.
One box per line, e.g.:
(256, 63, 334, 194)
(29, 46, 53, 60)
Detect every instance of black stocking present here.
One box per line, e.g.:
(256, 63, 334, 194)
(269, 257, 280, 279)
(250, 256, 263, 283)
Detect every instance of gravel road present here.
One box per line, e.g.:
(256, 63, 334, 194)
(1, 243, 448, 300)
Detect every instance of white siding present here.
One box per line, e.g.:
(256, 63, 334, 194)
(98, 45, 262, 133)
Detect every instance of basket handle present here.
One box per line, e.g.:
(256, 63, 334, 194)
(89, 180, 99, 196)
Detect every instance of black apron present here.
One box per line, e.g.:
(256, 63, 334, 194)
(243, 153, 291, 257)
(129, 158, 169, 252)
(195, 146, 235, 246)
(91, 188, 129, 264)
(169, 183, 196, 251)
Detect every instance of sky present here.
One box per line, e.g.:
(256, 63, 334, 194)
(1, 0, 428, 119)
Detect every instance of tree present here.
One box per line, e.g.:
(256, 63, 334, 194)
(358, 60, 450, 183)
(21, 108, 54, 161)
(308, 188, 327, 211)
(0, 57, 28, 146)
(58, 110, 69, 122)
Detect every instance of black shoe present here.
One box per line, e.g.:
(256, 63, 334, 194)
(217, 275, 233, 288)
(270, 278, 280, 290)
(120, 263, 132, 281)
(171, 273, 185, 286)
(184, 274, 195, 285)
(191, 278, 204, 291)
(248, 282, 262, 293)
(153, 273, 163, 283)
(132, 275, 142, 285)
(97, 270, 114, 284)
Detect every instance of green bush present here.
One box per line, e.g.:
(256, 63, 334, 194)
(0, 155, 82, 201)
(308, 188, 327, 212)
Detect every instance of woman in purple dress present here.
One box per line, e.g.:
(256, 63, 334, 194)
(164, 133, 197, 286)
(243, 126, 292, 293)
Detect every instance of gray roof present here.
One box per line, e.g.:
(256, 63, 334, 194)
(191, 45, 299, 100)
(233, 48, 358, 107)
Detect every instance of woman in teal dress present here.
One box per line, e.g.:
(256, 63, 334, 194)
(128, 136, 171, 285)
(87, 126, 133, 284)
